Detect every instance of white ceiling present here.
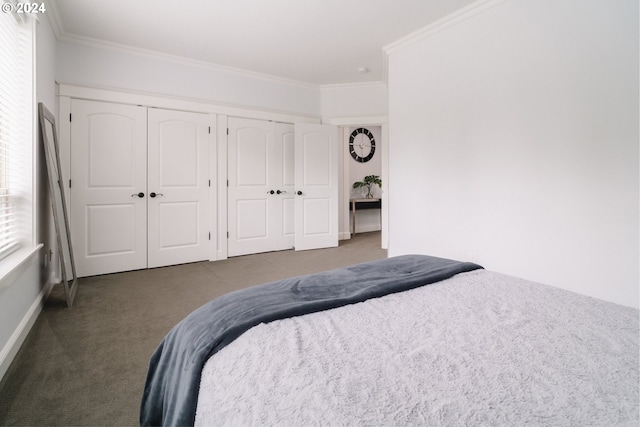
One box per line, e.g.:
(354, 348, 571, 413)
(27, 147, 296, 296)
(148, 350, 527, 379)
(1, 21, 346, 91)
(47, 0, 477, 86)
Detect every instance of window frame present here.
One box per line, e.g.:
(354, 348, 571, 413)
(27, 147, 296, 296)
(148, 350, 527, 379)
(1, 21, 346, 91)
(0, 8, 36, 273)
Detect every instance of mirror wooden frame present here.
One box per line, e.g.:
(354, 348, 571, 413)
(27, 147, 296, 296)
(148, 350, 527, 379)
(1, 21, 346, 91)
(38, 103, 78, 307)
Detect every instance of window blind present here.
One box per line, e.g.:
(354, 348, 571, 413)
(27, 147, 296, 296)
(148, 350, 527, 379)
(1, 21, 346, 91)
(0, 6, 33, 260)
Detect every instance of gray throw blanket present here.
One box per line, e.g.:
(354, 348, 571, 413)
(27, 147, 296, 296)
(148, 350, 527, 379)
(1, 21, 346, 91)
(140, 255, 482, 426)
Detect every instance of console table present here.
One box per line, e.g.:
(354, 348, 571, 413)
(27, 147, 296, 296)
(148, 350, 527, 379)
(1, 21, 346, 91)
(349, 198, 381, 235)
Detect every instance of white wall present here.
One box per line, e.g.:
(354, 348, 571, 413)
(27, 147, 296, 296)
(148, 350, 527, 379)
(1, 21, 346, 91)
(320, 83, 387, 120)
(0, 254, 42, 380)
(387, 0, 639, 307)
(56, 41, 321, 117)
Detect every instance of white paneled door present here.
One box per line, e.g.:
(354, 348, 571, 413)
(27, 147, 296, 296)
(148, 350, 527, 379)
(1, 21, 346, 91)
(227, 118, 295, 256)
(147, 108, 210, 268)
(70, 100, 148, 277)
(227, 118, 337, 257)
(294, 123, 338, 251)
(70, 100, 210, 276)
(276, 123, 297, 249)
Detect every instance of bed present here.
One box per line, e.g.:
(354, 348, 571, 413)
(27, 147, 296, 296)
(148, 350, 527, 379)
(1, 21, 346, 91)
(140, 255, 639, 426)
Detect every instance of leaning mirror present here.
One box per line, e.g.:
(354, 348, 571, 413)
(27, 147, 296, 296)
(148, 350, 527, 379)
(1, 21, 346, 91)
(38, 103, 78, 307)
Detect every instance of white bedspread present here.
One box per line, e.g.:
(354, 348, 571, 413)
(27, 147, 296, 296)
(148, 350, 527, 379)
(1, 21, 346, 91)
(196, 270, 639, 426)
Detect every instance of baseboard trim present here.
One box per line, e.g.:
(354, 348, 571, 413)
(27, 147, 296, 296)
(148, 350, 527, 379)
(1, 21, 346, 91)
(0, 273, 55, 382)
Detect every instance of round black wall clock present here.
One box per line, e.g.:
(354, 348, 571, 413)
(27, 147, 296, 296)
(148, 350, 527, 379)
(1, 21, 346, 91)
(349, 127, 375, 163)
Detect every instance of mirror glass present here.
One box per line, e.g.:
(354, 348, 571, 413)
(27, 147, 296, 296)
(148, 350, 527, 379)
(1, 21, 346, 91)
(39, 103, 78, 307)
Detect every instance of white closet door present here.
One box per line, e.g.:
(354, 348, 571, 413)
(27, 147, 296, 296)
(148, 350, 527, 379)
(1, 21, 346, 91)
(70, 100, 148, 277)
(227, 117, 278, 256)
(294, 123, 339, 251)
(147, 108, 210, 268)
(274, 123, 296, 250)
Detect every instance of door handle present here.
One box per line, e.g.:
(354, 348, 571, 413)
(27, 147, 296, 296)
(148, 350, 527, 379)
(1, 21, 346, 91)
(296, 191, 303, 196)
(149, 192, 164, 198)
(131, 192, 144, 198)
(276, 190, 287, 194)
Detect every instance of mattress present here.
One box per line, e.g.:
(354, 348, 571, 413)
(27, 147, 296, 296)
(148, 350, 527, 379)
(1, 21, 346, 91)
(195, 269, 639, 426)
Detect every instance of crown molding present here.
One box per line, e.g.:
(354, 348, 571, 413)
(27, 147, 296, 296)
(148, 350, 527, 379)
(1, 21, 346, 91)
(57, 32, 323, 90)
(43, 0, 64, 38)
(383, 0, 505, 55)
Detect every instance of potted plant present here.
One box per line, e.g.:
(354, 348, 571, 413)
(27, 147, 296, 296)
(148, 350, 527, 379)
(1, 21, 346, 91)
(352, 175, 382, 199)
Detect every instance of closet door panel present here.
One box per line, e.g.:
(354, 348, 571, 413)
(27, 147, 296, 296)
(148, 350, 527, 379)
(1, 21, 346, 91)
(147, 108, 210, 268)
(273, 123, 295, 248)
(236, 127, 268, 186)
(228, 120, 339, 256)
(227, 118, 275, 256)
(237, 199, 268, 240)
(85, 204, 137, 254)
(294, 123, 339, 251)
(282, 198, 296, 238)
(281, 128, 295, 187)
(70, 99, 147, 277)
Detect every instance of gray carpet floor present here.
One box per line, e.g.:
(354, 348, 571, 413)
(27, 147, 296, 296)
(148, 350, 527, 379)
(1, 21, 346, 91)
(0, 232, 386, 426)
